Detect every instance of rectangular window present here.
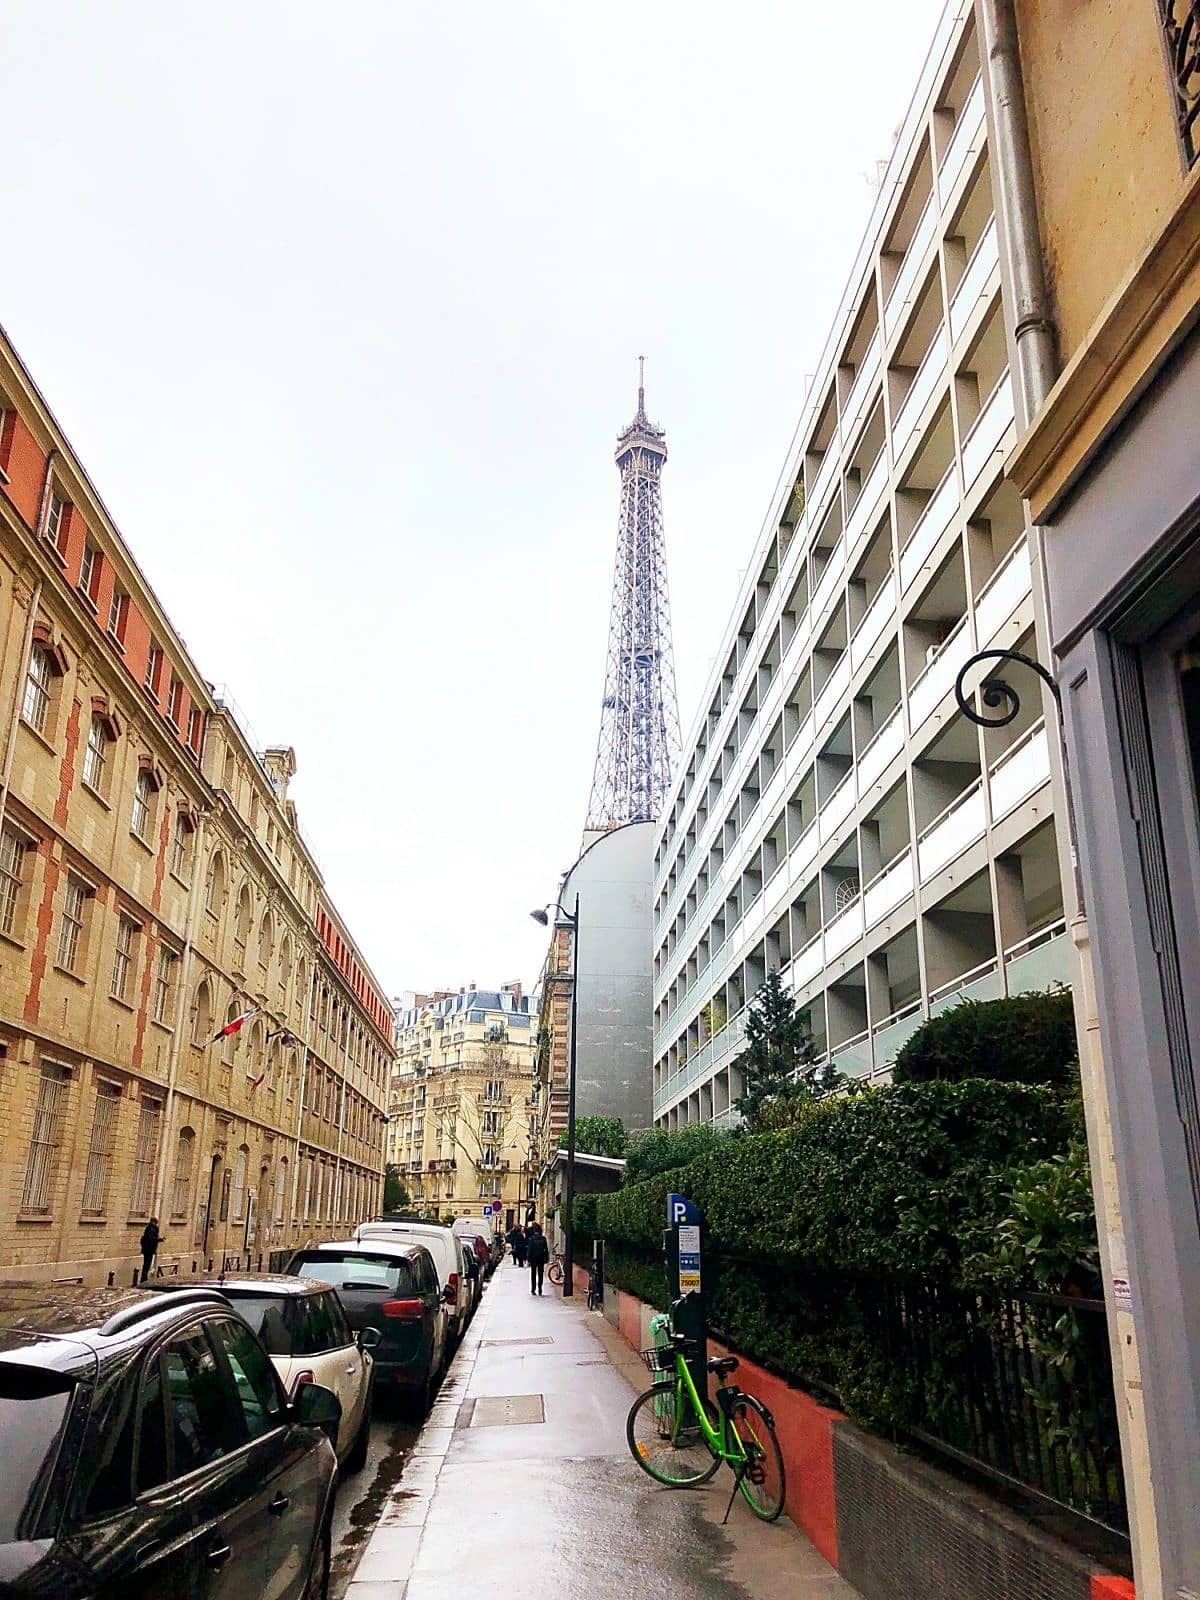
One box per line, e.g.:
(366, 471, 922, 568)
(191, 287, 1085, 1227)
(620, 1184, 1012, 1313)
(110, 915, 139, 1002)
(82, 715, 108, 793)
(168, 674, 184, 726)
(144, 644, 163, 698)
(187, 706, 203, 753)
(131, 769, 154, 840)
(79, 543, 101, 602)
(81, 1081, 121, 1214)
(484, 1080, 503, 1102)
(22, 1063, 70, 1212)
(44, 492, 66, 553)
(57, 876, 89, 972)
(0, 826, 29, 937)
(129, 1096, 162, 1216)
(107, 587, 128, 641)
(22, 647, 52, 734)
(170, 814, 190, 879)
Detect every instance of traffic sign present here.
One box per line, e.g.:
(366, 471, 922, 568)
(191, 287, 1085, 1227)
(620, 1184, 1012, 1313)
(482, 1204, 493, 1216)
(666, 1192, 699, 1226)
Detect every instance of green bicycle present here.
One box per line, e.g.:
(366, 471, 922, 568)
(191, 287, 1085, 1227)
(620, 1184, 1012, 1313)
(626, 1331, 786, 1521)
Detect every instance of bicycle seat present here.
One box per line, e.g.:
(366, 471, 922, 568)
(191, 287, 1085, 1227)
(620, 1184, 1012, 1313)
(707, 1355, 739, 1376)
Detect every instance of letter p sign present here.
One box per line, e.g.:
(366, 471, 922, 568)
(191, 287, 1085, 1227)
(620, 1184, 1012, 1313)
(666, 1192, 699, 1227)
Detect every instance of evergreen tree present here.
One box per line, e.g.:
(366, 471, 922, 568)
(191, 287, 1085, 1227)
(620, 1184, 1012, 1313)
(558, 1115, 627, 1159)
(734, 969, 837, 1129)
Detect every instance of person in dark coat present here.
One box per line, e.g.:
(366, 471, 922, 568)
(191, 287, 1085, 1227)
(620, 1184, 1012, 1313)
(526, 1221, 549, 1296)
(507, 1224, 526, 1267)
(139, 1217, 161, 1283)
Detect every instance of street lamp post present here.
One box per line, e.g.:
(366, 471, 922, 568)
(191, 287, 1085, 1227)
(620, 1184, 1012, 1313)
(531, 893, 580, 1298)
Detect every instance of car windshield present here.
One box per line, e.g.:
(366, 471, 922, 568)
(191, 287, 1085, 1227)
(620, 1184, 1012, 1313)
(291, 1254, 412, 1295)
(0, 1365, 74, 1543)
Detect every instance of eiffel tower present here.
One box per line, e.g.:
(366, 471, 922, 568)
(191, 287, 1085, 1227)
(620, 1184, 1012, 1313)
(585, 361, 681, 831)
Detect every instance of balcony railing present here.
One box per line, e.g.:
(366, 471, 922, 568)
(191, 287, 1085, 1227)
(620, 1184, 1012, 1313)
(917, 776, 986, 881)
(938, 73, 986, 195)
(885, 193, 939, 335)
(850, 570, 896, 670)
(973, 536, 1031, 646)
(989, 718, 1051, 823)
(907, 614, 972, 730)
(949, 215, 999, 344)
(899, 463, 958, 591)
(961, 370, 1015, 494)
(857, 702, 905, 795)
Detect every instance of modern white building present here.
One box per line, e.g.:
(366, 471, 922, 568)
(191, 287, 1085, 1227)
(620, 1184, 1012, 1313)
(652, 3, 1070, 1128)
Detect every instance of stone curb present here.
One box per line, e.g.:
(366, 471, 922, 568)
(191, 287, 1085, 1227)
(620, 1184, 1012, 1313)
(344, 1282, 495, 1598)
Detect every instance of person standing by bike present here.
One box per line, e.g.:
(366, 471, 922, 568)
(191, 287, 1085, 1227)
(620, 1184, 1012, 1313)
(507, 1223, 526, 1268)
(526, 1221, 549, 1296)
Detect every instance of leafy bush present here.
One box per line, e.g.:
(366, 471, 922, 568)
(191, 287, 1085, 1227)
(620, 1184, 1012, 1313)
(560, 1116, 627, 1159)
(623, 1122, 737, 1184)
(892, 989, 1079, 1088)
(572, 1191, 600, 1248)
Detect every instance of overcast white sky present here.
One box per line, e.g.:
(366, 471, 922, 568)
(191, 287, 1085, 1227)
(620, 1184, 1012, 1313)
(2, 1, 940, 999)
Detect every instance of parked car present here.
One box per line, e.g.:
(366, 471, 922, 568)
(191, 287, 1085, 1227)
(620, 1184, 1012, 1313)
(353, 1220, 471, 1344)
(286, 1240, 447, 1415)
(455, 1236, 482, 1317)
(454, 1225, 491, 1278)
(146, 1273, 379, 1472)
(0, 1282, 339, 1600)
(452, 1217, 499, 1275)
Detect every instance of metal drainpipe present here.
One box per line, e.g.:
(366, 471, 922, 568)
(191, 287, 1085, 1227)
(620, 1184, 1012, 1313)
(150, 808, 210, 1227)
(0, 577, 43, 843)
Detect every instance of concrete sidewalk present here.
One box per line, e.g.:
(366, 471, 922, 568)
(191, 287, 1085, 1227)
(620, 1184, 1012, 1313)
(346, 1258, 859, 1600)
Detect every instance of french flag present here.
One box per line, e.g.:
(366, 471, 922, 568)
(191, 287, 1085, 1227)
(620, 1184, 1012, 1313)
(210, 1007, 257, 1046)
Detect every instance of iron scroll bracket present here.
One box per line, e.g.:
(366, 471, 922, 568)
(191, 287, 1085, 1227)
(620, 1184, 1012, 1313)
(954, 648, 1062, 728)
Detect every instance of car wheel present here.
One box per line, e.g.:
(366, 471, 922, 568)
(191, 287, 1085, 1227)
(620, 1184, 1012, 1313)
(344, 1384, 373, 1474)
(404, 1362, 435, 1420)
(303, 1516, 331, 1600)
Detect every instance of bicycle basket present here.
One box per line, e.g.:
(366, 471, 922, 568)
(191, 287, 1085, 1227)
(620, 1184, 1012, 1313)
(640, 1345, 677, 1373)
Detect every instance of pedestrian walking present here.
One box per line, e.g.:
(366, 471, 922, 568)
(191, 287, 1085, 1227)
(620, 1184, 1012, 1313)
(526, 1221, 549, 1296)
(507, 1223, 526, 1267)
(139, 1217, 161, 1283)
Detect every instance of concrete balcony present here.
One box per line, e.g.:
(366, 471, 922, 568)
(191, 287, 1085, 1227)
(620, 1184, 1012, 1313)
(949, 217, 999, 344)
(973, 538, 1031, 647)
(929, 958, 1001, 1015)
(824, 895, 864, 961)
(900, 465, 958, 591)
(857, 702, 905, 794)
(840, 332, 881, 446)
(819, 768, 857, 845)
(864, 847, 914, 929)
(893, 338, 948, 462)
(961, 371, 1014, 497)
(907, 615, 972, 730)
(989, 720, 1051, 824)
(870, 1000, 925, 1073)
(830, 1029, 872, 1081)
(851, 571, 896, 672)
(885, 194, 939, 338)
(811, 536, 847, 625)
(938, 74, 985, 200)
(1004, 921, 1070, 993)
(845, 447, 889, 548)
(813, 653, 852, 731)
(917, 777, 987, 881)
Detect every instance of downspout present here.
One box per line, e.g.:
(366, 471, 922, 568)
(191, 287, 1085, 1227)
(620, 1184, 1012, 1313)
(0, 577, 42, 843)
(289, 956, 319, 1241)
(977, 7, 1162, 1593)
(151, 809, 210, 1230)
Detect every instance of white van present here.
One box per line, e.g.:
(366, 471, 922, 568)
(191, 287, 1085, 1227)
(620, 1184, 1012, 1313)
(354, 1220, 472, 1343)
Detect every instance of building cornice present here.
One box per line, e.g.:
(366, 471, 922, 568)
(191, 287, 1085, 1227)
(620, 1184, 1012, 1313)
(1008, 159, 1200, 522)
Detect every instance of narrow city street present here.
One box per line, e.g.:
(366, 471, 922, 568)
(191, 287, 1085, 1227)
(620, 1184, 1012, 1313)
(329, 1395, 422, 1598)
(338, 1258, 857, 1600)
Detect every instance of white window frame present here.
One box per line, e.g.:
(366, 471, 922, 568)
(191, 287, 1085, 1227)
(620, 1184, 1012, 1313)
(131, 768, 154, 840)
(170, 814, 191, 879)
(79, 543, 98, 599)
(110, 914, 139, 1002)
(153, 944, 178, 1024)
(82, 713, 109, 793)
(44, 491, 66, 552)
(22, 645, 52, 734)
(0, 825, 30, 938)
(107, 586, 127, 639)
(81, 1080, 122, 1214)
(57, 875, 89, 972)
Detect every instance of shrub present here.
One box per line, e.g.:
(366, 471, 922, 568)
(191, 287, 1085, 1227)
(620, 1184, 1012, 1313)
(572, 1191, 600, 1249)
(892, 989, 1079, 1088)
(623, 1122, 737, 1184)
(560, 1116, 627, 1159)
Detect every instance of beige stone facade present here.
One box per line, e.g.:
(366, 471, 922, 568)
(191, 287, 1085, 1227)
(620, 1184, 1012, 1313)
(388, 986, 536, 1232)
(0, 325, 393, 1286)
(532, 924, 572, 1214)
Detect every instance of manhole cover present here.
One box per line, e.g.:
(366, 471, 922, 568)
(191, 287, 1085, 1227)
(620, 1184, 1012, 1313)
(470, 1394, 545, 1427)
(481, 1337, 553, 1347)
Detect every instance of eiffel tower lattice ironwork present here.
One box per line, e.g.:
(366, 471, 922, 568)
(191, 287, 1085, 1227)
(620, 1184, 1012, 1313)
(585, 361, 682, 830)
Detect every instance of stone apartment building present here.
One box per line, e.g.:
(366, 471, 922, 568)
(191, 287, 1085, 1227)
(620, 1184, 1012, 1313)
(0, 322, 393, 1285)
(388, 985, 536, 1232)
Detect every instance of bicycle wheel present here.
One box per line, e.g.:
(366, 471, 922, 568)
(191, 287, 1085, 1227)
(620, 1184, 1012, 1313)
(730, 1394, 786, 1520)
(547, 1259, 564, 1285)
(627, 1381, 722, 1487)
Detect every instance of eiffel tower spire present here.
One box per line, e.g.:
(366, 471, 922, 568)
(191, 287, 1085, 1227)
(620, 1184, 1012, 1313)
(585, 362, 681, 831)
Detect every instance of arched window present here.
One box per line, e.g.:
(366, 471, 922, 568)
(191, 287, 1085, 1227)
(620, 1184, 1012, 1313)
(279, 935, 292, 1005)
(303, 1156, 315, 1219)
(171, 1127, 195, 1219)
(193, 979, 212, 1046)
(230, 1144, 249, 1221)
(273, 1155, 289, 1224)
(204, 851, 226, 915)
(247, 1020, 265, 1083)
(258, 910, 274, 972)
(267, 1036, 281, 1092)
(286, 1047, 299, 1100)
(295, 955, 307, 1011)
(235, 884, 252, 949)
(222, 1001, 242, 1066)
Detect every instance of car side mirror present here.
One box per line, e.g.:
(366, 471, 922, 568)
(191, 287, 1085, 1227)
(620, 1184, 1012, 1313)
(442, 1284, 457, 1303)
(357, 1325, 382, 1351)
(293, 1381, 342, 1431)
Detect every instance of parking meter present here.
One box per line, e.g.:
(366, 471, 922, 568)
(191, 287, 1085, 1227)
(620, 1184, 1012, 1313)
(664, 1192, 708, 1398)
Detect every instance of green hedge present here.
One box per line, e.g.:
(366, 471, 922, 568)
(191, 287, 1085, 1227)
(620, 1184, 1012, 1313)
(596, 1080, 1075, 1282)
(892, 989, 1078, 1088)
